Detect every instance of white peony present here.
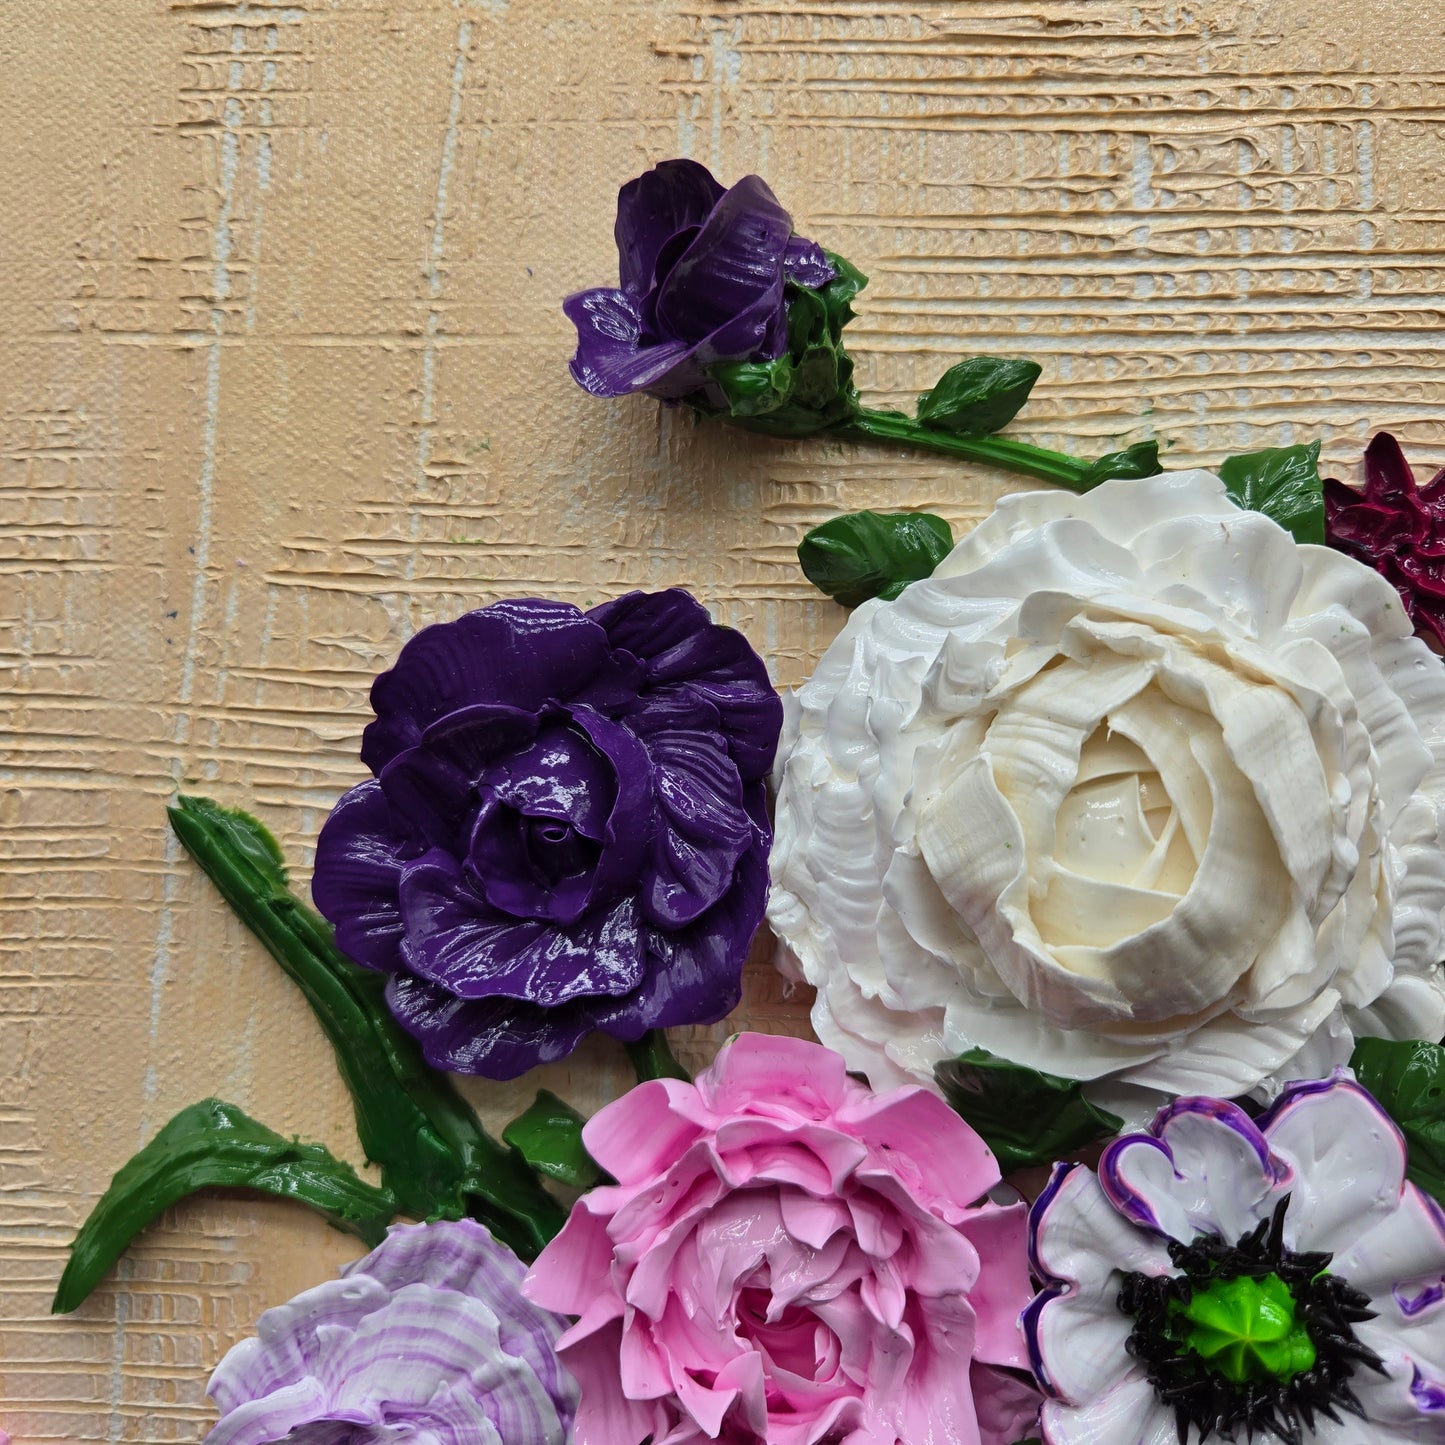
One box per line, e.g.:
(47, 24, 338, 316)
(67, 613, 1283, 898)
(769, 472, 1445, 1113)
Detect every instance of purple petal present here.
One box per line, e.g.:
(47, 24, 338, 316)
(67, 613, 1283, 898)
(626, 693, 751, 928)
(478, 717, 617, 841)
(589, 589, 783, 781)
(385, 972, 599, 1078)
(1364, 430, 1425, 511)
(312, 780, 411, 974)
(614, 158, 726, 296)
(362, 602, 618, 774)
(397, 850, 645, 1005)
(651, 174, 793, 350)
(783, 234, 837, 289)
(206, 1219, 576, 1444)
(591, 785, 767, 1040)
(563, 288, 707, 400)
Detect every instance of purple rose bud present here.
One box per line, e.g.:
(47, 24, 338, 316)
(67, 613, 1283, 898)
(565, 157, 835, 402)
(313, 588, 782, 1078)
(1325, 431, 1445, 650)
(204, 1219, 577, 1444)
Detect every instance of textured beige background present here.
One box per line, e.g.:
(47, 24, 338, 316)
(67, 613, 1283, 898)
(4, 0, 1445, 1438)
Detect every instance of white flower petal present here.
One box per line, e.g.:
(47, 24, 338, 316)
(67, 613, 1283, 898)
(1039, 1373, 1178, 1445)
(1030, 1163, 1172, 1290)
(1334, 1181, 1445, 1308)
(770, 472, 1445, 1107)
(1262, 1079, 1409, 1256)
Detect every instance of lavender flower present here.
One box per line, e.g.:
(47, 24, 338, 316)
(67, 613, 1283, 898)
(313, 589, 781, 1078)
(565, 158, 834, 404)
(204, 1218, 577, 1444)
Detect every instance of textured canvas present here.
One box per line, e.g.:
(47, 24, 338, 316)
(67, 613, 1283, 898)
(3, 1, 1443, 1437)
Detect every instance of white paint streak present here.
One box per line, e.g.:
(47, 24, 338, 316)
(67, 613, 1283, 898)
(405, 18, 474, 616)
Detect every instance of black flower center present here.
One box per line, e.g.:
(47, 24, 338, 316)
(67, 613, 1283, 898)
(1118, 1196, 1385, 1445)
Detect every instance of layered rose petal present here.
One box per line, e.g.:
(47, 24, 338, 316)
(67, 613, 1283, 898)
(771, 471, 1445, 1112)
(314, 591, 779, 1078)
(525, 1033, 1039, 1445)
(205, 1219, 576, 1445)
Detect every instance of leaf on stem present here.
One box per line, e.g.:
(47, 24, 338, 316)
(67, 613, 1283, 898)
(53, 1099, 397, 1314)
(1218, 441, 1325, 544)
(1078, 440, 1164, 487)
(503, 1091, 605, 1189)
(1349, 1037, 1445, 1205)
(798, 510, 954, 608)
(916, 357, 1042, 437)
(934, 1048, 1123, 1175)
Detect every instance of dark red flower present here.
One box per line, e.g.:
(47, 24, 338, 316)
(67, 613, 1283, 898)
(1324, 431, 1445, 648)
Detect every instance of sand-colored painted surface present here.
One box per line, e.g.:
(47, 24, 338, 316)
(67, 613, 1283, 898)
(3, 1, 1444, 1438)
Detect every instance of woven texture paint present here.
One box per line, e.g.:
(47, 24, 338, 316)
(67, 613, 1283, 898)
(2, 1, 1443, 1438)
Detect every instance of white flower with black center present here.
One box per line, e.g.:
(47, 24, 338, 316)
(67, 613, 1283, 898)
(769, 472, 1445, 1112)
(1025, 1077, 1445, 1444)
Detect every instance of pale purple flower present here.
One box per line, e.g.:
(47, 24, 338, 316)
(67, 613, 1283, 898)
(204, 1218, 577, 1445)
(1025, 1076, 1445, 1444)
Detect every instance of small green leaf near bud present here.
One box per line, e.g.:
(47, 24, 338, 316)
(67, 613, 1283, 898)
(798, 510, 954, 608)
(917, 357, 1043, 437)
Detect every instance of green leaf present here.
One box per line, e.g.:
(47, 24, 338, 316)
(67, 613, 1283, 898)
(710, 358, 794, 418)
(53, 1099, 397, 1314)
(818, 249, 867, 340)
(625, 1028, 692, 1083)
(168, 796, 564, 1258)
(934, 1048, 1124, 1174)
(916, 357, 1042, 437)
(1217, 441, 1325, 544)
(1350, 1037, 1445, 1204)
(503, 1091, 604, 1189)
(1079, 439, 1164, 487)
(798, 510, 954, 608)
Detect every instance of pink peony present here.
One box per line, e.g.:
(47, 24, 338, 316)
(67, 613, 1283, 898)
(524, 1032, 1038, 1445)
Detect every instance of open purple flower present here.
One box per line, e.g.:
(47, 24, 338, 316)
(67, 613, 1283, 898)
(313, 589, 781, 1078)
(566, 157, 835, 403)
(1325, 431, 1445, 649)
(205, 1219, 577, 1444)
(1025, 1076, 1445, 1444)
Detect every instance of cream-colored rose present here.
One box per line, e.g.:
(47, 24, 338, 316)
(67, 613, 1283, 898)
(769, 472, 1445, 1113)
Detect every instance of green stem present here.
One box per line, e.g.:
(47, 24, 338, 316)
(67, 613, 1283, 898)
(840, 408, 1097, 490)
(625, 1029, 692, 1083)
(168, 796, 564, 1258)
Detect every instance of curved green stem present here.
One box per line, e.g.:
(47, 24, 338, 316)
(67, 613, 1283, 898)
(840, 408, 1096, 490)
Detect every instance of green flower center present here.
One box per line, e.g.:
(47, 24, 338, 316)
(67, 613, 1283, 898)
(1168, 1272, 1318, 1385)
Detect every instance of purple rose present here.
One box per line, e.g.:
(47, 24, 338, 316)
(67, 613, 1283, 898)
(566, 157, 835, 402)
(313, 589, 781, 1079)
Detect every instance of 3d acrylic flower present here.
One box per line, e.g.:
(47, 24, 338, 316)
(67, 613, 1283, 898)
(1325, 431, 1445, 650)
(205, 1218, 577, 1444)
(313, 589, 781, 1078)
(1026, 1078, 1445, 1444)
(524, 1032, 1040, 1445)
(566, 157, 835, 403)
(769, 471, 1445, 1110)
